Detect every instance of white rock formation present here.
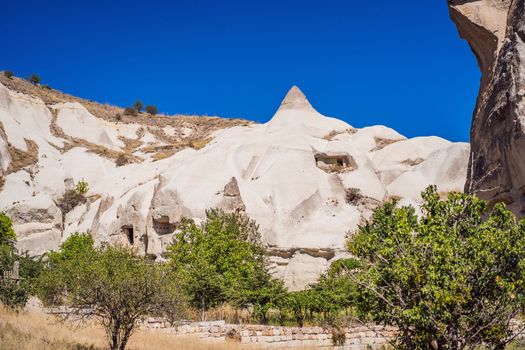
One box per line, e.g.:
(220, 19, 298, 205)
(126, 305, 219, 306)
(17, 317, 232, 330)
(0, 83, 469, 290)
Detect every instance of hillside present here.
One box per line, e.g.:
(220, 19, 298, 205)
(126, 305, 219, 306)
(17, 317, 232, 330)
(0, 77, 469, 290)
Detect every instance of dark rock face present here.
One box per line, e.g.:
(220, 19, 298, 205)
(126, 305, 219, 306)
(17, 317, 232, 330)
(449, 0, 525, 214)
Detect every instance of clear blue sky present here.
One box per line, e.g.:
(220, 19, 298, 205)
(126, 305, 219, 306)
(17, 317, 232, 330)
(1, 0, 479, 142)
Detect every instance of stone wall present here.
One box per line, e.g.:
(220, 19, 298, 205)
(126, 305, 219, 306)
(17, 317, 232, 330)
(141, 319, 395, 349)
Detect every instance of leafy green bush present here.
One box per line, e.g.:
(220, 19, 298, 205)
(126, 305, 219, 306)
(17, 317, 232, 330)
(145, 105, 158, 115)
(0, 214, 43, 308)
(47, 232, 94, 263)
(3, 70, 13, 79)
(167, 209, 285, 321)
(29, 74, 41, 85)
(347, 185, 525, 349)
(0, 212, 16, 245)
(75, 178, 89, 195)
(0, 278, 29, 308)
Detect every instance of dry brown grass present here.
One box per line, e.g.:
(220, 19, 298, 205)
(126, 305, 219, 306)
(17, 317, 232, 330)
(48, 108, 143, 165)
(371, 137, 403, 151)
(152, 149, 179, 161)
(0, 74, 251, 130)
(0, 122, 39, 174)
(0, 306, 249, 350)
(189, 137, 212, 150)
(401, 158, 424, 166)
(0, 74, 252, 165)
(322, 128, 357, 141)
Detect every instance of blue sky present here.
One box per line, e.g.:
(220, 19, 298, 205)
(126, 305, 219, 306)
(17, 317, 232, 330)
(1, 0, 479, 142)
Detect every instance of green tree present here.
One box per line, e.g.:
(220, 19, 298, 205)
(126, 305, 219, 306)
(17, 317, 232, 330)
(167, 209, 283, 321)
(145, 105, 158, 115)
(133, 100, 143, 113)
(278, 290, 312, 327)
(0, 212, 16, 245)
(347, 186, 525, 350)
(47, 232, 94, 263)
(0, 214, 43, 308)
(38, 237, 185, 350)
(29, 74, 41, 85)
(311, 258, 359, 317)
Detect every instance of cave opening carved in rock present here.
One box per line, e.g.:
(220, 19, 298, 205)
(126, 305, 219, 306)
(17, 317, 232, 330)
(121, 225, 134, 245)
(314, 152, 357, 173)
(153, 216, 177, 235)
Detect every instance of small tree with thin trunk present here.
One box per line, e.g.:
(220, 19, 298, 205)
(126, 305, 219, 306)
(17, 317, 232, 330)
(133, 100, 143, 113)
(145, 105, 158, 115)
(38, 235, 186, 350)
(29, 74, 41, 85)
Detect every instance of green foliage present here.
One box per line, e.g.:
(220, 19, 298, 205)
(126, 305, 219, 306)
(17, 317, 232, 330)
(38, 238, 185, 350)
(3, 70, 13, 79)
(29, 74, 40, 85)
(277, 290, 311, 327)
(0, 212, 16, 246)
(167, 209, 284, 321)
(145, 105, 158, 115)
(312, 258, 359, 315)
(0, 278, 28, 308)
(0, 222, 44, 309)
(75, 179, 89, 195)
(347, 185, 525, 349)
(133, 100, 143, 112)
(47, 232, 94, 264)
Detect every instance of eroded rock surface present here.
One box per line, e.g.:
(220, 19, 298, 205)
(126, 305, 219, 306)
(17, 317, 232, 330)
(449, 0, 525, 214)
(0, 81, 469, 290)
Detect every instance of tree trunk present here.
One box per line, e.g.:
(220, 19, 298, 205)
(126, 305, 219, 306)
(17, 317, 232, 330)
(118, 327, 133, 350)
(110, 327, 120, 350)
(108, 318, 123, 350)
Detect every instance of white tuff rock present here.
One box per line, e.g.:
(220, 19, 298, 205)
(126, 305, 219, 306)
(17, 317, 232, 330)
(0, 83, 469, 290)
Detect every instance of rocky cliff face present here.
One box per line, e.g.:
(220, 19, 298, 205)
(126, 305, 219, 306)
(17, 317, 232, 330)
(0, 78, 469, 290)
(449, 0, 525, 214)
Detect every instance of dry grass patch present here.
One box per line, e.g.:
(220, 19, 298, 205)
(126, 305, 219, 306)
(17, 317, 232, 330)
(189, 137, 212, 150)
(322, 128, 357, 141)
(6, 139, 39, 173)
(0, 74, 251, 132)
(0, 74, 253, 166)
(371, 137, 403, 151)
(152, 149, 179, 161)
(0, 122, 39, 175)
(401, 158, 424, 166)
(48, 109, 143, 165)
(0, 306, 251, 350)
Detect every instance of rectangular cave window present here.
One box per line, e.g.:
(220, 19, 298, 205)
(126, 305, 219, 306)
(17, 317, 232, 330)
(314, 152, 356, 173)
(152, 216, 177, 235)
(122, 225, 134, 245)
